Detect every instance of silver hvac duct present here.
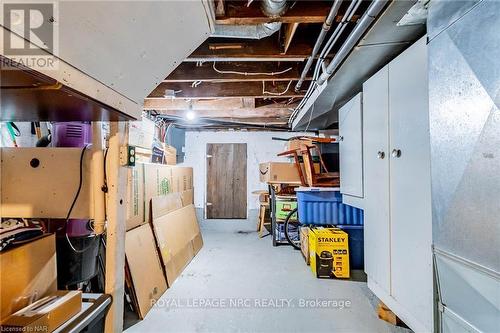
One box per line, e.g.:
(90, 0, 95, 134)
(316, 0, 388, 86)
(212, 22, 282, 39)
(261, 0, 288, 18)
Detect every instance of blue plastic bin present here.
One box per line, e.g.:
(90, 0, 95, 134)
(296, 188, 364, 225)
(336, 225, 364, 270)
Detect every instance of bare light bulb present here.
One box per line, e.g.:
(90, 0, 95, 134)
(185, 110, 196, 121)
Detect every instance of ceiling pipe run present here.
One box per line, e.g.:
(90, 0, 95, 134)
(316, 0, 388, 86)
(295, 0, 343, 92)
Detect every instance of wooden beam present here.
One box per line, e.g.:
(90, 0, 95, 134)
(155, 107, 293, 118)
(187, 37, 313, 61)
(165, 117, 289, 126)
(282, 23, 299, 54)
(148, 81, 308, 99)
(217, 1, 331, 25)
(164, 62, 311, 83)
(143, 97, 253, 110)
(104, 122, 128, 333)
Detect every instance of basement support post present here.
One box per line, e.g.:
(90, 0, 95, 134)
(104, 122, 128, 333)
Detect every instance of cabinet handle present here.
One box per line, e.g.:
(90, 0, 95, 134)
(391, 149, 402, 158)
(377, 151, 385, 159)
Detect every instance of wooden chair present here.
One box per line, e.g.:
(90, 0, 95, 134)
(278, 138, 339, 187)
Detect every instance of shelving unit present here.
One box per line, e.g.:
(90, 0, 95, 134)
(1, 45, 136, 331)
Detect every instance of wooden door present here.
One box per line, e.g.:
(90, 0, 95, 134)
(363, 65, 391, 294)
(206, 143, 247, 219)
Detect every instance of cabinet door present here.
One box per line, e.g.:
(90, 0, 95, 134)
(362, 67, 391, 292)
(339, 93, 363, 197)
(388, 37, 433, 332)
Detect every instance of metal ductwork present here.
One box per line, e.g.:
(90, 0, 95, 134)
(316, 0, 388, 86)
(212, 22, 282, 39)
(261, 0, 288, 18)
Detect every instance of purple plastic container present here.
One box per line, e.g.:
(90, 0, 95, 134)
(52, 122, 92, 147)
(52, 122, 93, 237)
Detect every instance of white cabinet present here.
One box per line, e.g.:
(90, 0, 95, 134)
(339, 93, 364, 199)
(363, 66, 391, 294)
(363, 37, 433, 332)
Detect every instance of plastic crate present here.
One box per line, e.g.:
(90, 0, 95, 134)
(275, 198, 297, 221)
(336, 225, 364, 270)
(276, 222, 298, 242)
(296, 188, 363, 225)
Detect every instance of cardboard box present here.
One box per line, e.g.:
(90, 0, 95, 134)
(152, 204, 203, 286)
(170, 167, 193, 193)
(163, 144, 177, 165)
(127, 163, 194, 227)
(1, 291, 81, 332)
(259, 162, 301, 184)
(151, 190, 194, 220)
(0, 234, 57, 319)
(125, 224, 167, 319)
(300, 227, 310, 265)
(129, 118, 155, 150)
(126, 164, 146, 231)
(151, 193, 183, 220)
(309, 228, 350, 279)
(180, 189, 194, 206)
(144, 163, 173, 223)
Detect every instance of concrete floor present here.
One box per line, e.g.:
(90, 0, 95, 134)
(125, 213, 411, 333)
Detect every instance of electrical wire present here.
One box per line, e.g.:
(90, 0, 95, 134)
(213, 62, 292, 76)
(304, 103, 315, 132)
(65, 144, 98, 254)
(262, 80, 293, 96)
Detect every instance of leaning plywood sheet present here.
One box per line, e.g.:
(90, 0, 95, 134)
(152, 204, 203, 287)
(1, 148, 95, 219)
(125, 224, 167, 319)
(151, 193, 183, 220)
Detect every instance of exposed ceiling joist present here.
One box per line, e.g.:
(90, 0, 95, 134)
(144, 98, 287, 111)
(149, 81, 308, 99)
(216, 1, 331, 25)
(155, 107, 292, 119)
(215, 0, 226, 17)
(282, 23, 300, 54)
(163, 62, 311, 83)
(187, 37, 313, 61)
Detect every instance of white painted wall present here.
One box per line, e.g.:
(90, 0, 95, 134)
(181, 130, 310, 214)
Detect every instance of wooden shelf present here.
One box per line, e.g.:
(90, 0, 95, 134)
(1, 56, 136, 122)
